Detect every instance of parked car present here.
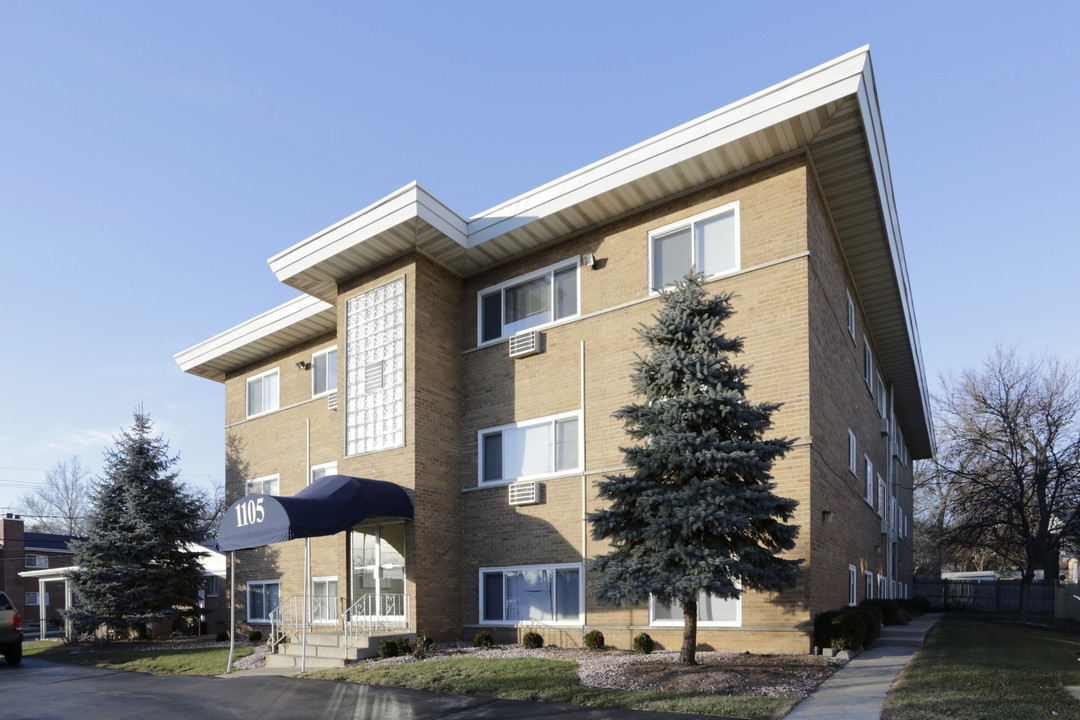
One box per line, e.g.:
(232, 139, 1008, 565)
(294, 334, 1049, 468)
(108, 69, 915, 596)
(0, 591, 24, 665)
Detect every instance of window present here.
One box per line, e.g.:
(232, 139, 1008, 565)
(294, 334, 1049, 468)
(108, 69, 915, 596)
(25, 553, 47, 568)
(478, 259, 580, 344)
(848, 429, 857, 475)
(206, 576, 219, 597)
(848, 565, 857, 606)
(311, 577, 339, 624)
(890, 580, 897, 599)
(247, 580, 280, 623)
(346, 278, 405, 455)
(479, 412, 580, 485)
(25, 591, 48, 607)
(651, 590, 741, 627)
(649, 203, 739, 291)
(876, 373, 887, 419)
(480, 564, 582, 625)
(864, 571, 874, 600)
(246, 369, 280, 418)
(877, 574, 887, 599)
(310, 462, 337, 484)
(864, 456, 874, 506)
(863, 338, 873, 389)
(311, 346, 338, 397)
(877, 475, 886, 518)
(846, 290, 856, 340)
(246, 474, 279, 496)
(351, 523, 407, 618)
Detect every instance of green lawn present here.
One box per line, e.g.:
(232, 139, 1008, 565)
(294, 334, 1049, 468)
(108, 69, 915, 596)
(884, 616, 1080, 720)
(308, 656, 796, 719)
(22, 640, 251, 676)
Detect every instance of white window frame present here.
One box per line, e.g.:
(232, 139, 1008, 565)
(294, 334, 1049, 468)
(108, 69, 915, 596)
(864, 570, 874, 600)
(206, 575, 219, 597)
(311, 345, 338, 398)
(864, 456, 874, 506)
(876, 373, 888, 418)
(311, 576, 339, 625)
(25, 553, 47, 568)
(877, 574, 887, 599)
(647, 202, 741, 293)
(848, 429, 858, 475)
(246, 474, 279, 496)
(478, 410, 582, 487)
(890, 580, 897, 599)
(649, 589, 742, 628)
(477, 257, 581, 346)
(246, 368, 280, 418)
(25, 591, 49, 607)
(310, 462, 338, 485)
(848, 565, 858, 606)
(877, 475, 887, 518)
(478, 562, 584, 627)
(863, 337, 873, 390)
(247, 580, 280, 624)
(846, 290, 856, 341)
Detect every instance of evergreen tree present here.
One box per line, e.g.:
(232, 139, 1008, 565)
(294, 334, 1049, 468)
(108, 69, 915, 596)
(67, 408, 204, 637)
(589, 275, 803, 665)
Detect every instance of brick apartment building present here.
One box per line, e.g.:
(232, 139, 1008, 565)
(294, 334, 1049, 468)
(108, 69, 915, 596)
(0, 513, 75, 625)
(176, 47, 932, 653)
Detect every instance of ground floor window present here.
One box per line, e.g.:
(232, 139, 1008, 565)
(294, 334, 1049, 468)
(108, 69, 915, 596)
(312, 576, 339, 624)
(25, 591, 48, 607)
(480, 563, 582, 625)
(849, 565, 858, 606)
(865, 571, 874, 600)
(351, 523, 406, 617)
(248, 580, 280, 623)
(650, 590, 741, 627)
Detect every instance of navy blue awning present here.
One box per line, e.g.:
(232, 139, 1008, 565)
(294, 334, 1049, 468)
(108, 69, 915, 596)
(215, 475, 413, 551)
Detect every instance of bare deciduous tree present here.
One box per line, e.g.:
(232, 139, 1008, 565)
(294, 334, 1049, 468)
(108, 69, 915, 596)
(192, 482, 228, 540)
(935, 348, 1080, 619)
(18, 457, 91, 536)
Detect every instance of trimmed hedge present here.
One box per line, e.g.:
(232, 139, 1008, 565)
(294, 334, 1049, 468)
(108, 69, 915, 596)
(473, 630, 494, 648)
(584, 630, 605, 651)
(830, 609, 867, 651)
(633, 632, 655, 654)
(522, 631, 543, 649)
(861, 599, 909, 626)
(852, 605, 882, 647)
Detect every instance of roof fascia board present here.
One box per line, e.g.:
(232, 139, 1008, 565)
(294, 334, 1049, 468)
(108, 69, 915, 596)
(465, 48, 870, 246)
(174, 295, 333, 374)
(268, 183, 467, 282)
(854, 60, 935, 453)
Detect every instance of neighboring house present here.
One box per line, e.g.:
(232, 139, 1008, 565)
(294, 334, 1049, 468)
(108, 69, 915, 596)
(176, 47, 932, 653)
(0, 513, 75, 626)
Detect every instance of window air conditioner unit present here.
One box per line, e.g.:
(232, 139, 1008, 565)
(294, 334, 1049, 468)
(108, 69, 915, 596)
(880, 417, 889, 436)
(327, 390, 338, 410)
(508, 330, 540, 358)
(508, 481, 539, 506)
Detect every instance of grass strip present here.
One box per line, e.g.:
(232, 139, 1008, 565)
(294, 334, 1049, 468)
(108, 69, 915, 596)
(308, 656, 795, 719)
(22, 640, 251, 676)
(883, 616, 1080, 720)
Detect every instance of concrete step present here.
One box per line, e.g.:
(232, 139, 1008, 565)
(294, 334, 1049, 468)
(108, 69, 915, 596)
(279, 643, 358, 661)
(264, 652, 348, 669)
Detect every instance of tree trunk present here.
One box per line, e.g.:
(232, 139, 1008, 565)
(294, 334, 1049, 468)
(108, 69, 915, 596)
(679, 599, 698, 665)
(1018, 569, 1034, 621)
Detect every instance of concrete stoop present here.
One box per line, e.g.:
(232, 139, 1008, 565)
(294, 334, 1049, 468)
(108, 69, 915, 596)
(264, 631, 415, 669)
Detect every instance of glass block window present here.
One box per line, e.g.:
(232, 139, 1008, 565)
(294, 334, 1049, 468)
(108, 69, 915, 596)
(346, 278, 406, 455)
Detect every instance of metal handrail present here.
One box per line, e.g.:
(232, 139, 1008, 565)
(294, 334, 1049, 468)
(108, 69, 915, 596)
(342, 593, 412, 650)
(268, 594, 348, 650)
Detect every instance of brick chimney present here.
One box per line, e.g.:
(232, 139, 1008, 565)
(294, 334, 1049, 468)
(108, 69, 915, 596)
(1, 513, 25, 596)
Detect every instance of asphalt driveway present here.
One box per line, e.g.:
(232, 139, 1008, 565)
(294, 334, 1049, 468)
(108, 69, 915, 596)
(0, 657, 722, 720)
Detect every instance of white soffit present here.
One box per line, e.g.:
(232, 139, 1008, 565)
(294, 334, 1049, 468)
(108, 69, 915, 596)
(174, 295, 336, 382)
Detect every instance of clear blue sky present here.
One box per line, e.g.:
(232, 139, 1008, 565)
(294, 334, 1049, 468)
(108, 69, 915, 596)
(2, 1, 1077, 507)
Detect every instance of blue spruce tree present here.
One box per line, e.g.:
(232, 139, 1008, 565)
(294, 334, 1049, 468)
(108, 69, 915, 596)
(589, 275, 802, 664)
(67, 408, 204, 638)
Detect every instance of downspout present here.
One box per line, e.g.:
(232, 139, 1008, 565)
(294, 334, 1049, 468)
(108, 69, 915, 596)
(302, 418, 310, 673)
(226, 550, 235, 674)
(887, 385, 896, 597)
(580, 340, 587, 634)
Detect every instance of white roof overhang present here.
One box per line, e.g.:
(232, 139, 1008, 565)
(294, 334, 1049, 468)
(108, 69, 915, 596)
(180, 46, 934, 456)
(174, 294, 336, 382)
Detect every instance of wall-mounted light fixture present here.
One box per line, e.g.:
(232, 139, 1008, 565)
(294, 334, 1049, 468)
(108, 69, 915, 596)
(821, 510, 833, 523)
(582, 252, 596, 269)
(296, 361, 311, 371)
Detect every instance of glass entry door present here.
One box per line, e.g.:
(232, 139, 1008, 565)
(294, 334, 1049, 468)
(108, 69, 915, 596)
(350, 523, 406, 618)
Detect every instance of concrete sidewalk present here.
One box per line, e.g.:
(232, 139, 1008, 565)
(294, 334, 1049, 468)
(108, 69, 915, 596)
(784, 613, 942, 720)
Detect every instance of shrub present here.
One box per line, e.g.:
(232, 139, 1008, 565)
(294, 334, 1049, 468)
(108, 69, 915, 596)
(215, 631, 230, 642)
(584, 629, 605, 650)
(861, 599, 909, 626)
(396, 636, 412, 656)
(632, 632, 655, 654)
(248, 630, 263, 643)
(912, 595, 931, 614)
(852, 605, 882, 648)
(830, 608, 867, 651)
(813, 609, 840, 649)
(411, 634, 438, 659)
(522, 631, 543, 649)
(473, 630, 494, 648)
(378, 639, 400, 658)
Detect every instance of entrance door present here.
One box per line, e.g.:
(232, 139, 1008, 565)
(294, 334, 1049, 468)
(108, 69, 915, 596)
(350, 523, 406, 618)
